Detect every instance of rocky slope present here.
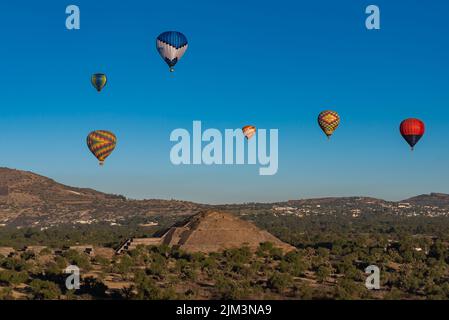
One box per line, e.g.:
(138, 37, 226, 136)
(0, 168, 206, 227)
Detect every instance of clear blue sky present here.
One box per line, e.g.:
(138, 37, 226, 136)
(0, 0, 448, 203)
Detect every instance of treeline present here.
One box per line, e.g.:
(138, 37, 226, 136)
(240, 213, 449, 246)
(0, 215, 181, 248)
(2, 237, 449, 300)
(0, 224, 146, 249)
(2, 211, 449, 250)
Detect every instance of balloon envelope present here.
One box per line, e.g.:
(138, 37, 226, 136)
(318, 110, 340, 138)
(91, 73, 107, 92)
(86, 130, 117, 165)
(400, 118, 425, 150)
(156, 31, 188, 72)
(242, 125, 256, 140)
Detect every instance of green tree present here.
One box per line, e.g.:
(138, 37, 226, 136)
(215, 276, 249, 300)
(316, 265, 331, 283)
(133, 271, 164, 300)
(30, 279, 61, 300)
(0, 270, 28, 286)
(267, 273, 293, 293)
(62, 250, 91, 270)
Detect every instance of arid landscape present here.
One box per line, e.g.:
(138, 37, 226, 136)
(1, 167, 449, 300)
(2, 167, 449, 229)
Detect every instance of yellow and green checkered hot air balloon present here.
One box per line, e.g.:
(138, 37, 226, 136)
(91, 73, 107, 92)
(86, 130, 117, 165)
(318, 110, 340, 139)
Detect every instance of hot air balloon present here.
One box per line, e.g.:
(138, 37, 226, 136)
(400, 118, 425, 151)
(91, 73, 107, 92)
(86, 130, 117, 165)
(156, 31, 188, 72)
(318, 110, 340, 139)
(242, 125, 256, 140)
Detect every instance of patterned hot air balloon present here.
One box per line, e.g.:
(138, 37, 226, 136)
(156, 31, 188, 72)
(242, 125, 256, 140)
(318, 110, 340, 139)
(86, 130, 117, 165)
(400, 118, 425, 151)
(91, 73, 107, 92)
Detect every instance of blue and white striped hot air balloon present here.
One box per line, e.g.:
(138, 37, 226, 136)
(156, 31, 188, 72)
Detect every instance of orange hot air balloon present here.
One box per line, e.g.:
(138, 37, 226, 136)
(400, 118, 425, 151)
(318, 110, 340, 139)
(86, 130, 117, 165)
(242, 125, 256, 140)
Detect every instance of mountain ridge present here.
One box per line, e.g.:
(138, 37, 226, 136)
(0, 167, 448, 227)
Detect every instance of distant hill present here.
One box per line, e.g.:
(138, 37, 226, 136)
(0, 167, 448, 228)
(0, 167, 206, 227)
(403, 193, 449, 207)
(285, 196, 388, 206)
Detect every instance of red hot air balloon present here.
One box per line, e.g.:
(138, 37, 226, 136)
(400, 118, 425, 151)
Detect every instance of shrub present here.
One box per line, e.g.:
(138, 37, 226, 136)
(267, 273, 293, 293)
(21, 251, 35, 261)
(315, 265, 331, 283)
(93, 256, 110, 267)
(30, 279, 61, 300)
(215, 276, 249, 300)
(133, 271, 163, 300)
(0, 270, 28, 285)
(113, 255, 133, 274)
(0, 287, 13, 300)
(62, 250, 91, 270)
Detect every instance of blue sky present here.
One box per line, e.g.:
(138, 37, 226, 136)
(0, 0, 448, 203)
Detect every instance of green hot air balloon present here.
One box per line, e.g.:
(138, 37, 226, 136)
(91, 73, 107, 92)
